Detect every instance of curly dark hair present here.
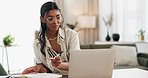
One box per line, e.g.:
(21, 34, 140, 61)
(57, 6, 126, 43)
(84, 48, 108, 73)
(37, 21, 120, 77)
(37, 1, 64, 56)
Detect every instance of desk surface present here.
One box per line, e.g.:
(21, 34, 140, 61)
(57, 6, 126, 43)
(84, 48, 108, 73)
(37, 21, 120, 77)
(112, 68, 148, 78)
(0, 68, 148, 78)
(0, 73, 62, 78)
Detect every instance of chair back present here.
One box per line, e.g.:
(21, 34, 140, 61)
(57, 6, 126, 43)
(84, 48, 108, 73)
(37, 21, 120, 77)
(0, 63, 7, 76)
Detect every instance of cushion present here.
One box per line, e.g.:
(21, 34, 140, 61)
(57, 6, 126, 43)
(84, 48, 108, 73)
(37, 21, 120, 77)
(111, 45, 139, 66)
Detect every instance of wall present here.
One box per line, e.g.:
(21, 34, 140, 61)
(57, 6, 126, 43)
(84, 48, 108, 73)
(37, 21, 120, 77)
(64, 0, 88, 24)
(0, 46, 35, 74)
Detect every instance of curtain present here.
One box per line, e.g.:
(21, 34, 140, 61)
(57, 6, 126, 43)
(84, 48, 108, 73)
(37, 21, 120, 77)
(85, 0, 99, 44)
(53, 0, 99, 44)
(99, 0, 148, 42)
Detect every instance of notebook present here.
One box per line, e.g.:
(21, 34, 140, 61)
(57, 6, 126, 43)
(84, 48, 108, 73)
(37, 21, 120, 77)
(68, 49, 115, 78)
(0, 63, 7, 76)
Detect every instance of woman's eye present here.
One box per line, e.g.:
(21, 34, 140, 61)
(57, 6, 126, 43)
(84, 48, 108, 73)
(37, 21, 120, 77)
(57, 17, 60, 20)
(47, 17, 53, 21)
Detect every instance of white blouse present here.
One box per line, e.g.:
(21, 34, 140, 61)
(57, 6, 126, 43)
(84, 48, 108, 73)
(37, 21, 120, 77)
(33, 27, 80, 73)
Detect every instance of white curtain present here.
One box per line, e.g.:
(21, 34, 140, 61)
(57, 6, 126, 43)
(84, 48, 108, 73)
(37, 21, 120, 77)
(99, 0, 148, 42)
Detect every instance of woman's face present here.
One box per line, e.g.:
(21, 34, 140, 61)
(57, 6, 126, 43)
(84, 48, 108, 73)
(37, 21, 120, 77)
(42, 9, 62, 31)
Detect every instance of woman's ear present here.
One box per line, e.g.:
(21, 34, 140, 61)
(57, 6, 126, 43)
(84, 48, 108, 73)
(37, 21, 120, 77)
(40, 16, 45, 23)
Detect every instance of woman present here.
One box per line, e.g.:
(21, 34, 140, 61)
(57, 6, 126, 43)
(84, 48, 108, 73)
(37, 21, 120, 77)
(22, 1, 80, 74)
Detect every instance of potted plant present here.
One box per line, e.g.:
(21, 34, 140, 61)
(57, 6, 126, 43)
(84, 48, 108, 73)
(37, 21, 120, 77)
(66, 22, 81, 32)
(3, 34, 14, 46)
(139, 29, 145, 41)
(103, 13, 113, 41)
(2, 34, 15, 76)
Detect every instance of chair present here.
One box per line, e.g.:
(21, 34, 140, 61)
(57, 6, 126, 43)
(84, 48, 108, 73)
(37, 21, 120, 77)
(111, 45, 148, 70)
(136, 42, 148, 53)
(0, 63, 7, 76)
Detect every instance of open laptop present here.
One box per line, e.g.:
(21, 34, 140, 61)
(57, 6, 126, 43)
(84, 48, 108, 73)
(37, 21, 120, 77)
(0, 63, 7, 76)
(68, 49, 115, 78)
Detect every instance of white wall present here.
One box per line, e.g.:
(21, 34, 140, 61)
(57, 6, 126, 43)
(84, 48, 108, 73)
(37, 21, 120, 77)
(0, 46, 35, 74)
(0, 0, 51, 45)
(0, 0, 51, 74)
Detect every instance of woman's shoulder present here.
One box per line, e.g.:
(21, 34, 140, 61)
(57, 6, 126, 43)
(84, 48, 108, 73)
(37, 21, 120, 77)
(64, 27, 77, 35)
(33, 39, 40, 46)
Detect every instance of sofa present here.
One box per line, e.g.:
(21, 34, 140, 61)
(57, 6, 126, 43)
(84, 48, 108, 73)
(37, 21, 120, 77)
(80, 44, 148, 70)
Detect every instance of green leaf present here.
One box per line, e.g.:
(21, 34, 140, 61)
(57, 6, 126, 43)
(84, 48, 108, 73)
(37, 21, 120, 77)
(3, 34, 14, 46)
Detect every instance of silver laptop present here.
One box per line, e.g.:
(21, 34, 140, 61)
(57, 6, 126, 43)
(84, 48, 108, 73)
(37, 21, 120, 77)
(68, 49, 114, 78)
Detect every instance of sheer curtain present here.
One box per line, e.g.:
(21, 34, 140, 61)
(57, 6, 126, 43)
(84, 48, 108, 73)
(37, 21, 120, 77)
(99, 0, 148, 42)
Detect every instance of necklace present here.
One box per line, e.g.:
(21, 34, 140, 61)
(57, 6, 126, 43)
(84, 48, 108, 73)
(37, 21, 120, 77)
(49, 37, 57, 41)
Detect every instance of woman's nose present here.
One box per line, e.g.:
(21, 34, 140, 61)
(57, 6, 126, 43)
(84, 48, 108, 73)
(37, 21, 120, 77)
(53, 18, 59, 24)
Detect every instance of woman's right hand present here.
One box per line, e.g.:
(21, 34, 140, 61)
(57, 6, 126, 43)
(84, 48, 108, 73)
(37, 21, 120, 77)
(22, 64, 48, 74)
(50, 56, 61, 67)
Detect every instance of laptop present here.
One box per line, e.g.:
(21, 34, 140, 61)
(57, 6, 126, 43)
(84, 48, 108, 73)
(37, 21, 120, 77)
(68, 49, 115, 78)
(0, 63, 7, 76)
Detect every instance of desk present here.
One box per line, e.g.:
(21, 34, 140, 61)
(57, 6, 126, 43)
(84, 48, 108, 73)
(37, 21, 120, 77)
(0, 68, 147, 78)
(62, 68, 148, 78)
(0, 73, 62, 78)
(112, 68, 148, 78)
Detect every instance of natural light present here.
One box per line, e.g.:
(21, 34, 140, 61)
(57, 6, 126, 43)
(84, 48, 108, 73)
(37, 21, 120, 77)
(99, 0, 148, 42)
(0, 0, 52, 74)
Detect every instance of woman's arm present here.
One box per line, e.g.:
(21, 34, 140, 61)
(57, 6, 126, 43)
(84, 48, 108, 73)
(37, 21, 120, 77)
(22, 63, 52, 74)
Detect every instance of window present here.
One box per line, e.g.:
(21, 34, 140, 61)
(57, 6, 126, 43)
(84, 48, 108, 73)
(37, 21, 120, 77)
(99, 0, 148, 42)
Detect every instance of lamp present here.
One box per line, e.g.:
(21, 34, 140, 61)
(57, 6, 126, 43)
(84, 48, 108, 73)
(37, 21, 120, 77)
(77, 16, 96, 44)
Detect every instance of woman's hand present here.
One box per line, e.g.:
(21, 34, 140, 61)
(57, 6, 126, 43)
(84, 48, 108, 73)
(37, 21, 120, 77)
(57, 62, 69, 71)
(50, 56, 61, 67)
(22, 64, 48, 74)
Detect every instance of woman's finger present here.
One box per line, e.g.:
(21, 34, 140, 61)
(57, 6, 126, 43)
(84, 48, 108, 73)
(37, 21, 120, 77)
(55, 57, 60, 61)
(22, 67, 36, 74)
(22, 68, 32, 74)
